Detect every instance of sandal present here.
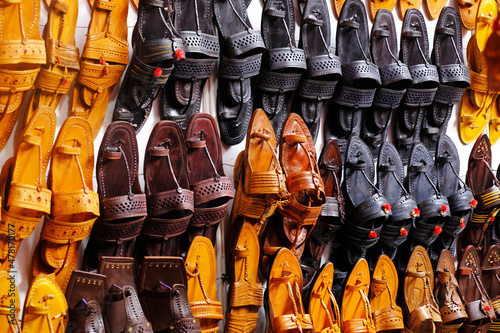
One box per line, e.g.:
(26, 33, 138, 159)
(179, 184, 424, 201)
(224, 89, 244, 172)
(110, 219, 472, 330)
(185, 236, 224, 333)
(0, 106, 56, 272)
(32, 116, 99, 291)
(482, 245, 500, 318)
(22, 275, 68, 333)
(423, 0, 447, 20)
(70, 0, 129, 139)
(266, 247, 314, 332)
(139, 257, 201, 332)
(457, 0, 480, 30)
(0, 271, 21, 332)
(368, 0, 397, 21)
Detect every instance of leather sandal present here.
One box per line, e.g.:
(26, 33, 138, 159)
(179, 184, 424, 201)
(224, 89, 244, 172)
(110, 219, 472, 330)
(65, 270, 106, 333)
(342, 258, 376, 333)
(376, 141, 417, 261)
(484, 17, 500, 93)
(370, 254, 404, 331)
(139, 256, 201, 332)
(135, 120, 193, 258)
(185, 113, 233, 244)
(98, 256, 153, 333)
(25, 0, 80, 123)
(22, 274, 68, 333)
(0, 106, 56, 272)
(398, 0, 422, 19)
(83, 121, 147, 271)
(325, 0, 381, 152)
(363, 9, 411, 158)
(482, 245, 500, 319)
(160, 0, 219, 130)
(422, 7, 469, 154)
(423, 0, 447, 20)
(404, 245, 442, 333)
(368, 0, 397, 21)
(396, 9, 440, 164)
(458, 245, 496, 333)
(185, 236, 224, 333)
(294, 0, 341, 140)
(213, 0, 265, 145)
(32, 116, 99, 291)
(0, 271, 21, 332)
(434, 249, 468, 333)
(433, 135, 476, 257)
(265, 247, 314, 333)
(113, 0, 183, 133)
(0, 0, 46, 152)
(255, 0, 306, 138)
(490, 96, 500, 146)
(70, 0, 129, 139)
(465, 134, 500, 252)
(457, 0, 480, 30)
(225, 222, 263, 333)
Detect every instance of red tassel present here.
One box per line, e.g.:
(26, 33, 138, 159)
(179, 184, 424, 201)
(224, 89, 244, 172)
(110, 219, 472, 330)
(400, 228, 408, 237)
(433, 226, 442, 235)
(470, 199, 478, 208)
(382, 203, 391, 213)
(174, 48, 185, 60)
(412, 208, 421, 217)
(153, 68, 162, 78)
(368, 230, 378, 239)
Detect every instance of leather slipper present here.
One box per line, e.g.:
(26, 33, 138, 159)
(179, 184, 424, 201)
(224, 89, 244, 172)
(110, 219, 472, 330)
(404, 245, 441, 333)
(160, 0, 219, 130)
(0, 0, 46, 152)
(422, 7, 469, 154)
(214, 0, 265, 145)
(185, 236, 224, 332)
(185, 113, 234, 245)
(32, 116, 99, 291)
(135, 120, 193, 258)
(25, 0, 80, 123)
(113, 0, 183, 133)
(370, 254, 404, 331)
(70, 0, 129, 138)
(342, 258, 376, 333)
(458, 245, 496, 333)
(368, 0, 397, 21)
(295, 0, 341, 140)
(0, 106, 56, 272)
(398, 0, 422, 19)
(424, 0, 447, 20)
(22, 274, 68, 333)
(482, 245, 500, 317)
(256, 0, 306, 138)
(364, 9, 411, 157)
(0, 271, 21, 332)
(484, 20, 500, 93)
(65, 270, 106, 333)
(458, 0, 480, 30)
(98, 256, 153, 333)
(139, 257, 201, 332)
(434, 249, 468, 332)
(83, 121, 147, 271)
(225, 222, 262, 333)
(265, 247, 313, 332)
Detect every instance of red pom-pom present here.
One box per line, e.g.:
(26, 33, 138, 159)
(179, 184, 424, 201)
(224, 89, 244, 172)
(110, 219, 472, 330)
(400, 227, 408, 237)
(61, 77, 68, 86)
(485, 304, 492, 312)
(433, 226, 442, 235)
(470, 199, 478, 208)
(382, 203, 392, 213)
(174, 48, 185, 60)
(412, 208, 421, 217)
(368, 230, 378, 239)
(459, 219, 465, 228)
(153, 67, 162, 78)
(441, 205, 448, 212)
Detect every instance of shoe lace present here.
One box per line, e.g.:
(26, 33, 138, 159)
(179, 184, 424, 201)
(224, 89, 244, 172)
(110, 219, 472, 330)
(410, 159, 441, 198)
(409, 22, 431, 67)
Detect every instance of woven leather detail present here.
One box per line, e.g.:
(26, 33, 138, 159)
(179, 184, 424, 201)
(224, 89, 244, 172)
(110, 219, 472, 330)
(42, 215, 97, 243)
(249, 170, 282, 195)
(219, 54, 262, 80)
(137, 38, 183, 64)
(192, 176, 233, 205)
(373, 306, 404, 331)
(229, 279, 263, 308)
(45, 38, 80, 70)
(7, 182, 51, 213)
(273, 313, 313, 332)
(225, 312, 259, 333)
(379, 62, 412, 86)
(438, 64, 470, 86)
(141, 215, 191, 239)
(171, 58, 216, 79)
(167, 284, 201, 333)
(298, 78, 337, 100)
(470, 71, 489, 92)
(408, 63, 440, 86)
(238, 194, 267, 219)
(128, 55, 172, 85)
(100, 194, 147, 221)
(82, 33, 129, 65)
(91, 216, 145, 242)
(0, 208, 40, 240)
(180, 31, 220, 57)
(434, 85, 466, 104)
(278, 199, 322, 226)
(190, 301, 224, 320)
(77, 61, 126, 92)
(122, 286, 153, 333)
(224, 30, 265, 58)
(320, 196, 342, 218)
(267, 48, 307, 71)
(0, 39, 46, 65)
(474, 186, 500, 211)
(306, 53, 341, 78)
(85, 300, 106, 333)
(190, 202, 229, 228)
(333, 85, 376, 108)
(35, 67, 74, 94)
(373, 88, 405, 109)
(341, 60, 381, 84)
(0, 67, 39, 93)
(403, 87, 437, 107)
(147, 189, 194, 217)
(257, 68, 302, 93)
(52, 189, 100, 216)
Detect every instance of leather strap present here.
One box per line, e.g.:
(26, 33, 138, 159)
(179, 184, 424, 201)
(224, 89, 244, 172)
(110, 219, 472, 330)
(45, 37, 80, 70)
(373, 87, 406, 109)
(218, 53, 262, 80)
(258, 68, 302, 93)
(403, 87, 438, 107)
(171, 57, 216, 80)
(82, 32, 129, 65)
(229, 279, 263, 308)
(141, 215, 191, 240)
(221, 29, 265, 58)
(305, 52, 341, 78)
(90, 216, 145, 243)
(51, 189, 100, 217)
(100, 194, 147, 221)
(0, 67, 40, 94)
(298, 78, 338, 100)
(180, 31, 220, 57)
(42, 215, 97, 244)
(147, 189, 194, 217)
(333, 85, 376, 109)
(0, 208, 40, 240)
(7, 182, 51, 214)
(434, 84, 467, 105)
(0, 39, 46, 65)
(191, 176, 233, 205)
(77, 61, 126, 93)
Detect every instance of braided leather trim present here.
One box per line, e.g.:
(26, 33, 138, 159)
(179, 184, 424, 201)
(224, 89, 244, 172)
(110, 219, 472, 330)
(82, 33, 129, 65)
(229, 279, 263, 308)
(223, 29, 265, 58)
(7, 182, 51, 214)
(77, 61, 126, 92)
(91, 216, 145, 242)
(190, 301, 224, 320)
(46, 37, 80, 70)
(373, 87, 405, 109)
(0, 39, 46, 65)
(306, 53, 341, 78)
(41, 215, 97, 243)
(238, 194, 267, 219)
(147, 189, 194, 217)
(190, 202, 229, 228)
(403, 87, 437, 107)
(180, 31, 219, 57)
(258, 68, 302, 93)
(171, 57, 216, 80)
(52, 189, 100, 217)
(298, 78, 337, 100)
(192, 176, 233, 205)
(100, 194, 147, 221)
(273, 313, 313, 332)
(219, 54, 262, 80)
(225, 312, 259, 333)
(267, 47, 307, 71)
(332, 85, 376, 108)
(249, 170, 282, 195)
(379, 62, 411, 87)
(35, 67, 75, 94)
(0, 208, 40, 240)
(434, 85, 466, 105)
(141, 215, 191, 239)
(438, 63, 470, 86)
(0, 67, 39, 93)
(278, 199, 322, 226)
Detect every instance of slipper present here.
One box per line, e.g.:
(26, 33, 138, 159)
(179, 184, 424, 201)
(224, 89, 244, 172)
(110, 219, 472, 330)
(458, 245, 496, 333)
(422, 7, 469, 154)
(370, 255, 404, 331)
(32, 117, 99, 291)
(0, 0, 46, 152)
(481, 245, 500, 317)
(294, 0, 341, 140)
(135, 120, 193, 258)
(139, 257, 201, 332)
(225, 222, 262, 333)
(25, 0, 80, 123)
(332, 0, 346, 18)
(368, 0, 398, 21)
(424, 0, 447, 20)
(70, 0, 129, 138)
(185, 236, 224, 333)
(434, 250, 468, 333)
(265, 247, 313, 332)
(214, 0, 265, 145)
(342, 258, 376, 333)
(65, 270, 106, 333)
(0, 106, 56, 272)
(83, 121, 147, 271)
(98, 256, 153, 333)
(0, 271, 21, 332)
(404, 245, 441, 333)
(458, 0, 480, 30)
(185, 114, 234, 245)
(113, 0, 183, 133)
(255, 0, 307, 138)
(160, 0, 219, 130)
